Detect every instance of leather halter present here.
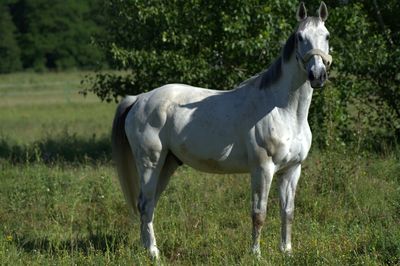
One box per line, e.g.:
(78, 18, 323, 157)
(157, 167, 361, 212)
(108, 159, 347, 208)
(296, 49, 332, 73)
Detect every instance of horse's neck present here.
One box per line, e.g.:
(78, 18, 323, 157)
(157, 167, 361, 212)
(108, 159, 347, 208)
(258, 56, 312, 126)
(284, 68, 313, 126)
(288, 82, 313, 125)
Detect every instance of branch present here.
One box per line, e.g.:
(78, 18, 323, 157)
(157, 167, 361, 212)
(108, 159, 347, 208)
(372, 0, 394, 46)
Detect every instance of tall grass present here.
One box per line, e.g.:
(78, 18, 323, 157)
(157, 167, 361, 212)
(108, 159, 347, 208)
(0, 133, 111, 164)
(0, 151, 399, 265)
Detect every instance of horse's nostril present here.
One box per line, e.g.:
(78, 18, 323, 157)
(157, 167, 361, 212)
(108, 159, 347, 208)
(322, 71, 327, 81)
(308, 71, 315, 81)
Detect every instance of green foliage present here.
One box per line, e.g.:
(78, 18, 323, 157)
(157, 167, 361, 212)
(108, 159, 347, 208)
(87, 0, 297, 101)
(10, 0, 105, 71)
(86, 1, 400, 149)
(325, 2, 400, 149)
(0, 4, 21, 73)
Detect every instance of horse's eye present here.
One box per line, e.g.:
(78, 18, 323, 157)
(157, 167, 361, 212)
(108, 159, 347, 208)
(298, 34, 304, 42)
(326, 34, 330, 41)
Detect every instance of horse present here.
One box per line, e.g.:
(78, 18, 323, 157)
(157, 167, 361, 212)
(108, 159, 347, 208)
(112, 2, 332, 259)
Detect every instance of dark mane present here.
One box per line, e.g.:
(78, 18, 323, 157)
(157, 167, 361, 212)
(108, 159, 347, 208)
(259, 57, 282, 90)
(283, 33, 296, 62)
(237, 33, 296, 90)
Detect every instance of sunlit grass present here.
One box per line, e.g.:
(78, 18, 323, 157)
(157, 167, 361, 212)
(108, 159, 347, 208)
(0, 72, 116, 143)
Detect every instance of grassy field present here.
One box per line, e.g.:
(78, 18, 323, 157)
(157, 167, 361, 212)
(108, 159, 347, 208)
(0, 72, 399, 265)
(0, 72, 116, 143)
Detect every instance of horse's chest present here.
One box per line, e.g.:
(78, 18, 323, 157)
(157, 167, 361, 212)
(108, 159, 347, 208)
(282, 135, 310, 164)
(260, 124, 311, 167)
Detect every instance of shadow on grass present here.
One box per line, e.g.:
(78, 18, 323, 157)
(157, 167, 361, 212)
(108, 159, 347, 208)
(14, 232, 128, 255)
(0, 133, 112, 164)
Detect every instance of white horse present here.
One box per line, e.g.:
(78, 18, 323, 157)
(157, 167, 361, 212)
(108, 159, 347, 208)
(112, 2, 332, 259)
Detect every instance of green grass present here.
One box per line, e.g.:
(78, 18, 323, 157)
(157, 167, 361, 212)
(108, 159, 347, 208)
(0, 72, 399, 265)
(0, 72, 116, 143)
(0, 152, 399, 265)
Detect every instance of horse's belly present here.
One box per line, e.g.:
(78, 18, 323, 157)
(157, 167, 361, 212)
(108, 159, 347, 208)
(168, 103, 249, 173)
(184, 156, 249, 174)
(170, 138, 249, 174)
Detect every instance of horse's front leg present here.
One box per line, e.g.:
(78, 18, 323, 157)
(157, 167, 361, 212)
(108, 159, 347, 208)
(279, 164, 301, 254)
(250, 163, 274, 257)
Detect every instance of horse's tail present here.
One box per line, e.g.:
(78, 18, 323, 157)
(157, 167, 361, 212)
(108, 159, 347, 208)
(112, 95, 140, 216)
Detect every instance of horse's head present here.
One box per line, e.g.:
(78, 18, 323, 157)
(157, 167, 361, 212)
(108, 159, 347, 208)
(295, 2, 332, 88)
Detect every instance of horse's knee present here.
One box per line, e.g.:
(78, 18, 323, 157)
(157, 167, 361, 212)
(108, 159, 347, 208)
(281, 208, 294, 222)
(138, 193, 155, 219)
(252, 212, 266, 230)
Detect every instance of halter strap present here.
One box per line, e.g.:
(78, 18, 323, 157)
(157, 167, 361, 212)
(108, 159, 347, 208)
(296, 49, 332, 73)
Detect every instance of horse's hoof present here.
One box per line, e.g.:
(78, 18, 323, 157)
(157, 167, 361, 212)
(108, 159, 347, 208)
(149, 246, 160, 260)
(284, 250, 293, 257)
(251, 246, 262, 259)
(280, 244, 293, 256)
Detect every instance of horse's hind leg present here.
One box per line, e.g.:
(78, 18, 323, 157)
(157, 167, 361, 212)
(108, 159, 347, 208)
(135, 148, 168, 259)
(155, 152, 180, 203)
(136, 151, 180, 259)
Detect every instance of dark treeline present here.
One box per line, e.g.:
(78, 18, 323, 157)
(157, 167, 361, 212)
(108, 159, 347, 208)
(0, 0, 104, 73)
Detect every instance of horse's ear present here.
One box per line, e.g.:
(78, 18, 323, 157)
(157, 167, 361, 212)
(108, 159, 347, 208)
(296, 2, 307, 21)
(318, 1, 328, 22)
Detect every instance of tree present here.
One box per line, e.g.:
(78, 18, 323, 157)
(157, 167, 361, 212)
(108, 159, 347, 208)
(0, 4, 21, 73)
(87, 0, 400, 149)
(86, 0, 298, 101)
(328, 1, 400, 147)
(10, 0, 105, 71)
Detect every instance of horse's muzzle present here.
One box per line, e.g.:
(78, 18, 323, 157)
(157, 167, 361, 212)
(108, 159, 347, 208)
(308, 68, 327, 88)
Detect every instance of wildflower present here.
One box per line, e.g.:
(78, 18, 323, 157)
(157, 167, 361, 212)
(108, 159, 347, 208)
(6, 235, 12, 242)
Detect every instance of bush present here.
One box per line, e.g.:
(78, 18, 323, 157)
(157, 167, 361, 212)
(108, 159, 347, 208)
(85, 1, 400, 150)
